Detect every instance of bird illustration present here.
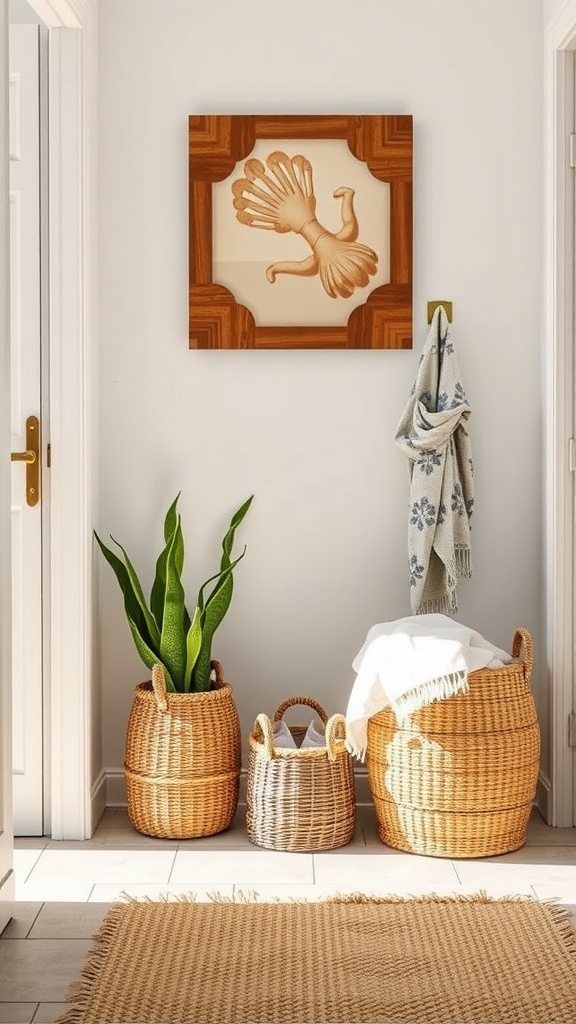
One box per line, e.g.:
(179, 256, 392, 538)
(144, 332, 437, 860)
(231, 150, 378, 299)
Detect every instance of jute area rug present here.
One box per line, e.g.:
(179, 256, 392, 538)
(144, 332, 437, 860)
(56, 894, 576, 1024)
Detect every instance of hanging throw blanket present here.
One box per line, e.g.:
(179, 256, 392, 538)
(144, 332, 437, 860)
(394, 305, 474, 615)
(345, 614, 512, 760)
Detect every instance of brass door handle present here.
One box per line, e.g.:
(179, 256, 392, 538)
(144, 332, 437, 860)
(10, 416, 40, 506)
(11, 450, 36, 464)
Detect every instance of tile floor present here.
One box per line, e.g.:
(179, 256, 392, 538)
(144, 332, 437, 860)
(0, 805, 575, 1023)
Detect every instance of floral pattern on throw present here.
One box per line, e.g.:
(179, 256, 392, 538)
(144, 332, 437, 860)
(394, 306, 474, 614)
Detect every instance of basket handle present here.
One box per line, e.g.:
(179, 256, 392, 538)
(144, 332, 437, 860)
(325, 713, 347, 763)
(210, 660, 225, 688)
(254, 713, 276, 759)
(151, 663, 168, 712)
(272, 696, 328, 724)
(512, 628, 533, 679)
(253, 711, 347, 761)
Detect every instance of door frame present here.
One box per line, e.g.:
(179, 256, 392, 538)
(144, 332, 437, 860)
(24, 0, 96, 839)
(544, 2, 576, 828)
(1, 1, 16, 927)
(10, 20, 46, 837)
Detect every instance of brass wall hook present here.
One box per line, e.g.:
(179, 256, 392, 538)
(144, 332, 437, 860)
(427, 301, 453, 324)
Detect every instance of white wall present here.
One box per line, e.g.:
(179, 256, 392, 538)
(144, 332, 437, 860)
(98, 0, 544, 784)
(545, 0, 569, 24)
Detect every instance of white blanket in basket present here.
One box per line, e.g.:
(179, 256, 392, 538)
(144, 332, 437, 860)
(345, 615, 512, 760)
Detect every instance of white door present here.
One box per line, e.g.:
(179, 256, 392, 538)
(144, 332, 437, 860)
(9, 23, 44, 837)
(0, 2, 16, 931)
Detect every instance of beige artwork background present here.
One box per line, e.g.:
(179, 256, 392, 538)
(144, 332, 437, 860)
(213, 139, 390, 327)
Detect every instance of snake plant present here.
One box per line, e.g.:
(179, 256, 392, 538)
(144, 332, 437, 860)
(94, 493, 253, 693)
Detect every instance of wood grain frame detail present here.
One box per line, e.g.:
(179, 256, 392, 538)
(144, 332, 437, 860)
(189, 114, 412, 350)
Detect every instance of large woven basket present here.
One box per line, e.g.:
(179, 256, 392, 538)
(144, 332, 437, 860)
(367, 628, 541, 858)
(246, 697, 356, 852)
(124, 661, 241, 839)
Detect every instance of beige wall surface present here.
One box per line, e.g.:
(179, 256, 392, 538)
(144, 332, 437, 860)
(544, 0, 569, 26)
(97, 0, 544, 779)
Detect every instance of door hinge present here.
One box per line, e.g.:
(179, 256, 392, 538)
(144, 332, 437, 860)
(570, 134, 576, 168)
(569, 438, 576, 472)
(570, 713, 576, 747)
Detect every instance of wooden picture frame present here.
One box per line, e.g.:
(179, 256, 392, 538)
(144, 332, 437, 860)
(189, 114, 412, 349)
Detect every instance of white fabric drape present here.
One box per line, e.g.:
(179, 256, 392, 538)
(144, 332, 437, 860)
(345, 615, 512, 760)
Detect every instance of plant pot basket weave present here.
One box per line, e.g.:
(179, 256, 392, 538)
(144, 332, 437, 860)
(124, 661, 241, 840)
(367, 628, 541, 859)
(246, 697, 356, 852)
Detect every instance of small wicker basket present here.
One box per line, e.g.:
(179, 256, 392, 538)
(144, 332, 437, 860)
(367, 628, 541, 858)
(124, 661, 241, 839)
(246, 697, 356, 852)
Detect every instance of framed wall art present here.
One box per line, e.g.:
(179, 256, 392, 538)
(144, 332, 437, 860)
(189, 114, 413, 350)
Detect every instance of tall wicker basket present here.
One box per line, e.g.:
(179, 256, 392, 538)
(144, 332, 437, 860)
(367, 628, 541, 858)
(124, 661, 241, 839)
(246, 697, 356, 852)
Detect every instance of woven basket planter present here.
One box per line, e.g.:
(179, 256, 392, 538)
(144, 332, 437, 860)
(124, 661, 241, 839)
(246, 697, 356, 852)
(367, 628, 541, 858)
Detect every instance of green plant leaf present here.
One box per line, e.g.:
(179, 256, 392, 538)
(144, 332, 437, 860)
(126, 614, 176, 692)
(192, 550, 246, 691)
(94, 532, 156, 649)
(158, 513, 187, 689)
(198, 496, 253, 616)
(150, 495, 189, 633)
(107, 536, 161, 650)
(94, 531, 175, 692)
(164, 492, 181, 544)
(183, 606, 202, 692)
(221, 495, 253, 565)
(196, 549, 246, 624)
(192, 496, 252, 692)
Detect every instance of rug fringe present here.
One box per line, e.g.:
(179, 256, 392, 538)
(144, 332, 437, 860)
(121, 890, 199, 904)
(54, 903, 127, 1024)
(324, 891, 534, 905)
(114, 889, 576, 924)
(545, 900, 576, 955)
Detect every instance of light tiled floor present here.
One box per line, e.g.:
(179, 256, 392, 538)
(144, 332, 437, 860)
(0, 805, 574, 1023)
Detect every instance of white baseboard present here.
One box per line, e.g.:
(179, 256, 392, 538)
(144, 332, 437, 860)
(102, 766, 374, 809)
(353, 768, 372, 805)
(536, 769, 553, 825)
(90, 769, 108, 833)
(103, 768, 127, 807)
